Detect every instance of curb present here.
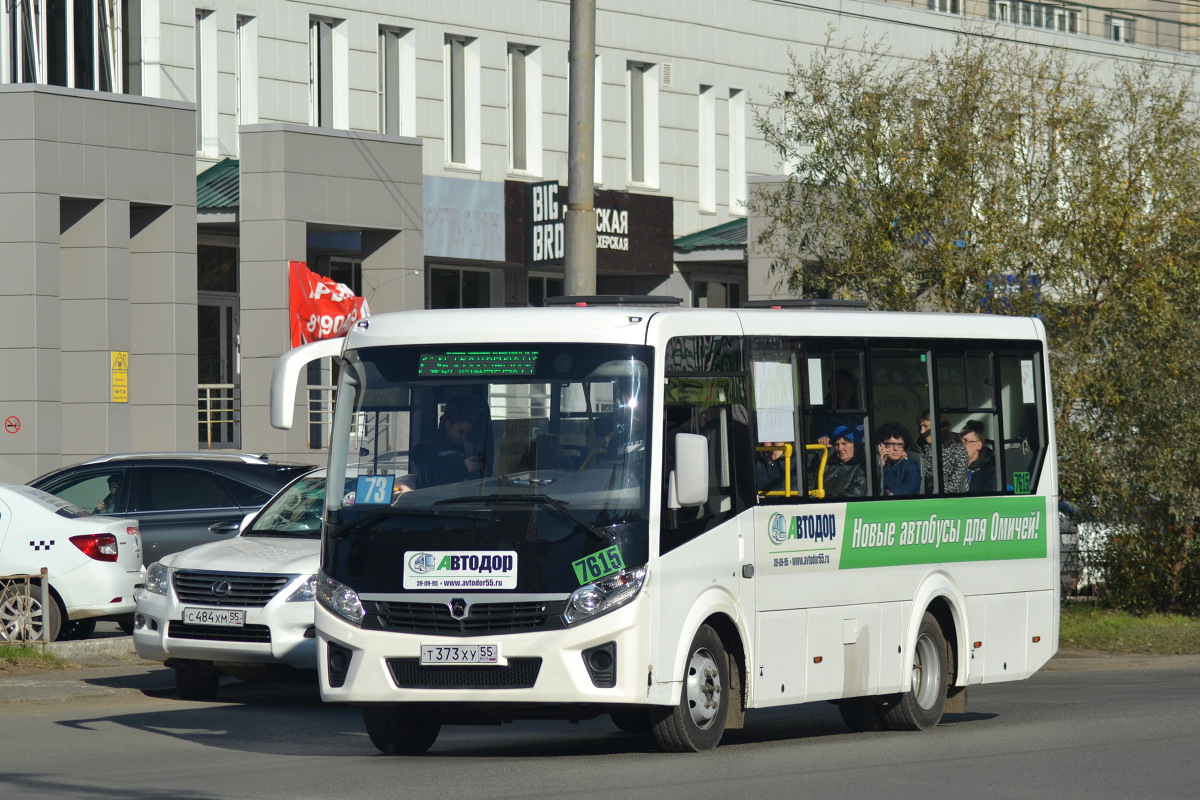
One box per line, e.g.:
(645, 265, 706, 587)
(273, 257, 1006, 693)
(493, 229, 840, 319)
(44, 635, 137, 662)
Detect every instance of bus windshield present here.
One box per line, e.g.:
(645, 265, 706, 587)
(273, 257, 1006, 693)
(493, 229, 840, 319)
(323, 342, 653, 593)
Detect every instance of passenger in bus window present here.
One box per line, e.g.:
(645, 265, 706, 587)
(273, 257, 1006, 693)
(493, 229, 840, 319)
(410, 406, 482, 487)
(756, 442, 791, 493)
(810, 369, 864, 445)
(823, 425, 866, 499)
(917, 411, 968, 495)
(960, 420, 997, 495)
(877, 423, 920, 497)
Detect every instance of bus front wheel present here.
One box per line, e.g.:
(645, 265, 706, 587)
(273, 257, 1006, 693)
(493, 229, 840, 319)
(651, 625, 729, 752)
(883, 611, 948, 731)
(363, 706, 441, 755)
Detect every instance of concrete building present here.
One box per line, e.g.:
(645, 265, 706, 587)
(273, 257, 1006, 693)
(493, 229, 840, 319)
(2, 0, 1194, 481)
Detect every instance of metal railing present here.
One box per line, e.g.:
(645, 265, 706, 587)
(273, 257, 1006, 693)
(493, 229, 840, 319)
(0, 569, 52, 645)
(198, 383, 237, 449)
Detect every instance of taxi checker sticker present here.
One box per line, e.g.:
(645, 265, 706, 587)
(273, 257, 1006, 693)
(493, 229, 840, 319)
(404, 551, 518, 590)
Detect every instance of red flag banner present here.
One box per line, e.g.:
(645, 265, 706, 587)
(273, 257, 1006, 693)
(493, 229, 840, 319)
(288, 261, 371, 348)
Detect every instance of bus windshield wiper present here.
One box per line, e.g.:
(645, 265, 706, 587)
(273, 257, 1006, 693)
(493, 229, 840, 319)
(434, 493, 613, 541)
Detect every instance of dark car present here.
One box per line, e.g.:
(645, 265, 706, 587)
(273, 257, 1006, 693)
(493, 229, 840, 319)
(29, 453, 314, 565)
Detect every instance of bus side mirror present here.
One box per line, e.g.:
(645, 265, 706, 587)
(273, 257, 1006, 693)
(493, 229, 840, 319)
(270, 338, 344, 429)
(668, 433, 709, 509)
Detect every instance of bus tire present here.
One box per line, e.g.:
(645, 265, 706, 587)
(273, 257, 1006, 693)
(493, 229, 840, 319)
(174, 664, 220, 701)
(883, 611, 948, 732)
(363, 706, 441, 755)
(836, 697, 888, 732)
(651, 625, 729, 752)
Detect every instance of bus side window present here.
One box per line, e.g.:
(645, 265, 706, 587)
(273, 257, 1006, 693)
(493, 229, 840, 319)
(869, 348, 931, 498)
(661, 377, 751, 554)
(998, 350, 1046, 494)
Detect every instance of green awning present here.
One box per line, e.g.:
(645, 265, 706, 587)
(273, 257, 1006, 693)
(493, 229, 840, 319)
(674, 217, 747, 252)
(196, 158, 240, 209)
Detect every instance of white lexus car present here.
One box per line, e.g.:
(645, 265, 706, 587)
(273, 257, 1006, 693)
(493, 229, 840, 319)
(133, 470, 324, 700)
(0, 483, 143, 642)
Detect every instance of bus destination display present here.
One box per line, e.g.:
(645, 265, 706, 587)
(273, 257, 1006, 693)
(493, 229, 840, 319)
(418, 350, 539, 376)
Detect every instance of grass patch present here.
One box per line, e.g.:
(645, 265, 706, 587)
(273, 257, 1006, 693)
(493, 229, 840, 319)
(1060, 606, 1200, 655)
(0, 644, 67, 673)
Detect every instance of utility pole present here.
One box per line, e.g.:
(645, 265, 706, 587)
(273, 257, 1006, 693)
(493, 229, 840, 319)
(565, 0, 597, 296)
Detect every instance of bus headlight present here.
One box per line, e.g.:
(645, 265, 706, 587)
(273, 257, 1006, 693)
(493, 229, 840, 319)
(563, 566, 647, 626)
(316, 571, 363, 624)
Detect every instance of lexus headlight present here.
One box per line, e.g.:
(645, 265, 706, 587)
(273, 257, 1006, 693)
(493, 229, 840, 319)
(563, 566, 647, 626)
(145, 563, 170, 596)
(316, 571, 363, 624)
(287, 574, 317, 602)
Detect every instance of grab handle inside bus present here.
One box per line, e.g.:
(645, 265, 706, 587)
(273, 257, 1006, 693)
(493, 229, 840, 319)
(668, 433, 709, 508)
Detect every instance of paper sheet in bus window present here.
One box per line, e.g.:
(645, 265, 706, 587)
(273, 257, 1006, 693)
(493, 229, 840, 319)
(807, 358, 824, 407)
(753, 361, 797, 442)
(1021, 360, 1035, 404)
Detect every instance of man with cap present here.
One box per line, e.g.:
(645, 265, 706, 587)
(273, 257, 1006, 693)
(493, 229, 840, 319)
(821, 424, 867, 499)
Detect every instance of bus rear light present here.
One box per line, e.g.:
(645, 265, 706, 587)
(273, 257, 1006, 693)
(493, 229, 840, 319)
(69, 533, 119, 562)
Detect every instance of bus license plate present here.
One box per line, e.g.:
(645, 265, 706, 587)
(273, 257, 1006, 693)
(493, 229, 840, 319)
(183, 607, 245, 627)
(420, 644, 499, 665)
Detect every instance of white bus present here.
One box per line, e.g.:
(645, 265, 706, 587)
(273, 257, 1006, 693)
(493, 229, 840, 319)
(271, 297, 1058, 753)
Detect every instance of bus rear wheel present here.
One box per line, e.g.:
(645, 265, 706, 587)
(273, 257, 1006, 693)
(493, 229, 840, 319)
(883, 611, 948, 732)
(651, 625, 729, 752)
(363, 706, 441, 755)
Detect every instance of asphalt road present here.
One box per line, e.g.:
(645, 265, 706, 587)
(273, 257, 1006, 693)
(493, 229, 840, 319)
(2, 634, 1198, 800)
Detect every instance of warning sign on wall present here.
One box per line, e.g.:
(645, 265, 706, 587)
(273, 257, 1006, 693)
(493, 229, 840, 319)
(111, 351, 129, 403)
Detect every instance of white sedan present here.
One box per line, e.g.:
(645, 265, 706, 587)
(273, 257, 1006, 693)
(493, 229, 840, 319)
(134, 471, 324, 700)
(0, 483, 144, 642)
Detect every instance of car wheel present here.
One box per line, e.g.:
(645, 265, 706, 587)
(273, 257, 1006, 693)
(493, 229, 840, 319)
(650, 624, 729, 752)
(117, 618, 134, 635)
(174, 665, 221, 701)
(363, 707, 441, 755)
(0, 582, 63, 643)
(59, 618, 98, 641)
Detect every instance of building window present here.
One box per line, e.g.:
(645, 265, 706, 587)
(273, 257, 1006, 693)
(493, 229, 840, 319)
(927, 0, 960, 13)
(989, 0, 1013, 22)
(195, 9, 216, 155)
(728, 88, 747, 213)
(698, 85, 716, 213)
(237, 15, 258, 128)
(9, 0, 124, 89)
(528, 275, 564, 307)
(310, 16, 347, 129)
(693, 280, 742, 309)
(378, 26, 415, 137)
(124, 0, 142, 94)
(508, 44, 543, 175)
(1107, 16, 1133, 43)
(445, 35, 480, 168)
(430, 267, 491, 309)
(627, 61, 659, 186)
